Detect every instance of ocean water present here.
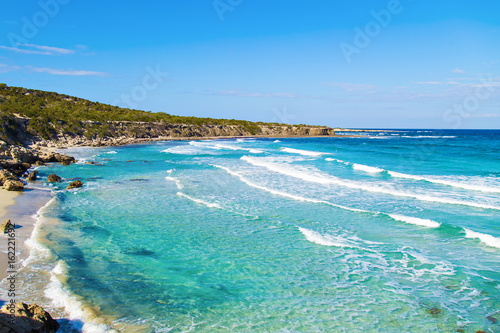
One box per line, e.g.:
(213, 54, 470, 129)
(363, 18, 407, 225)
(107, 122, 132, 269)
(16, 130, 500, 332)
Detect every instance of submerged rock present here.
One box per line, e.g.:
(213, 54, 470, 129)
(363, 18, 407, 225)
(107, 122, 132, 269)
(66, 180, 83, 189)
(47, 174, 62, 182)
(27, 170, 38, 181)
(3, 179, 24, 191)
(0, 302, 59, 333)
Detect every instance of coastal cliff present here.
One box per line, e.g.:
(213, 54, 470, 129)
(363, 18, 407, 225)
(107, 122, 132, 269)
(0, 84, 336, 149)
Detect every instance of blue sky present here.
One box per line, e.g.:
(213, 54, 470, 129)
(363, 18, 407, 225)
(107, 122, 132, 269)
(1, 1, 499, 129)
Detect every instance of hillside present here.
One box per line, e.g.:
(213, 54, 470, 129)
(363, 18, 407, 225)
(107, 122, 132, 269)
(0, 84, 336, 147)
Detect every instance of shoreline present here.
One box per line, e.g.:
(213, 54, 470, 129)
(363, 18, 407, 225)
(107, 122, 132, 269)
(0, 190, 19, 281)
(0, 188, 53, 281)
(34, 132, 362, 150)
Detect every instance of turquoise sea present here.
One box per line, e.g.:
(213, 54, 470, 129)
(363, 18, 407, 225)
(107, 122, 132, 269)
(14, 130, 500, 332)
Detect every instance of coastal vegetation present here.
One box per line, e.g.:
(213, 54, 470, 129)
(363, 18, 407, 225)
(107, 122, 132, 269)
(0, 83, 298, 141)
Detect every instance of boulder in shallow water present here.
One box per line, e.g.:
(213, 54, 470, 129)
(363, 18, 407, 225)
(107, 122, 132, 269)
(47, 174, 61, 183)
(66, 180, 83, 189)
(27, 170, 38, 181)
(0, 302, 60, 333)
(3, 179, 24, 191)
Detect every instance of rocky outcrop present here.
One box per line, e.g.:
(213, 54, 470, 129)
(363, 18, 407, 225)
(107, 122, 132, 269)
(0, 170, 18, 185)
(47, 174, 61, 183)
(27, 170, 38, 181)
(0, 144, 73, 180)
(0, 302, 59, 333)
(3, 179, 24, 191)
(0, 169, 24, 191)
(1, 219, 13, 233)
(66, 180, 83, 189)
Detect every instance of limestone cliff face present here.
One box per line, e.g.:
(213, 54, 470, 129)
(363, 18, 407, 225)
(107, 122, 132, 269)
(28, 120, 336, 148)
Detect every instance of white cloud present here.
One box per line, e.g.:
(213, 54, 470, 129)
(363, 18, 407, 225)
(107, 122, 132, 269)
(28, 66, 108, 77)
(0, 43, 75, 55)
(0, 63, 21, 73)
(452, 68, 466, 74)
(214, 90, 298, 98)
(322, 82, 377, 92)
(415, 81, 442, 85)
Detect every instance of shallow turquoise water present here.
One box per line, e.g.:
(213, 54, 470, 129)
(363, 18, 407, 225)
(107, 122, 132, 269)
(31, 130, 500, 332)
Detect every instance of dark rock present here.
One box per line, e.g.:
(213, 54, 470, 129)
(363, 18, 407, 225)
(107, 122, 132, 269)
(35, 160, 44, 166)
(3, 179, 24, 191)
(47, 174, 62, 183)
(0, 170, 18, 186)
(0, 302, 59, 333)
(427, 307, 442, 317)
(130, 178, 147, 182)
(486, 315, 497, 324)
(126, 160, 133, 162)
(1, 219, 14, 233)
(27, 170, 38, 181)
(60, 160, 71, 166)
(66, 180, 83, 190)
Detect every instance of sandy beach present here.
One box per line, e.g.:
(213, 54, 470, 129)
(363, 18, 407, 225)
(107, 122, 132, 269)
(0, 190, 19, 280)
(0, 188, 53, 282)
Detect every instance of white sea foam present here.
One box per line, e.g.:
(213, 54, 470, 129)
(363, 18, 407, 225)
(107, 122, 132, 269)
(329, 157, 500, 193)
(214, 144, 263, 154)
(46, 261, 115, 333)
(273, 140, 281, 143)
(325, 158, 349, 165)
(299, 227, 355, 247)
(103, 151, 117, 154)
(388, 214, 441, 228)
(352, 163, 384, 174)
(162, 147, 199, 155)
(23, 197, 57, 267)
(176, 192, 222, 209)
(464, 229, 500, 249)
(214, 165, 367, 213)
(281, 147, 329, 157)
(401, 135, 456, 139)
(165, 176, 183, 189)
(326, 158, 383, 173)
(388, 171, 500, 193)
(241, 156, 500, 210)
